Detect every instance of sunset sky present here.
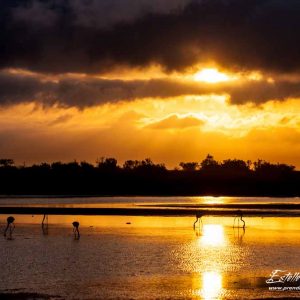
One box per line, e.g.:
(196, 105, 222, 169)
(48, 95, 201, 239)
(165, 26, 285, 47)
(1, 0, 300, 168)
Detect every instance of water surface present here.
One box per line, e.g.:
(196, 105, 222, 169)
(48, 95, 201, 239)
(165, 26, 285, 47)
(0, 195, 300, 207)
(1, 197, 300, 299)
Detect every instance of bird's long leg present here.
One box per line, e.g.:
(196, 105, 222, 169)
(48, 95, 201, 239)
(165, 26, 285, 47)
(193, 216, 199, 229)
(42, 214, 46, 232)
(42, 214, 48, 227)
(199, 216, 203, 229)
(240, 215, 246, 229)
(9, 224, 14, 239)
(73, 228, 80, 239)
(3, 224, 9, 237)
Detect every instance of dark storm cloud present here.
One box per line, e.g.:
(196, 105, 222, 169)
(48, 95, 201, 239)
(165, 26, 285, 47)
(1, 71, 300, 107)
(2, 0, 300, 74)
(0, 72, 205, 107)
(227, 80, 300, 104)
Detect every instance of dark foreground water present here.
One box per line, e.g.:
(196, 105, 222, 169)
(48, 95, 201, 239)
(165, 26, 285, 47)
(1, 197, 300, 299)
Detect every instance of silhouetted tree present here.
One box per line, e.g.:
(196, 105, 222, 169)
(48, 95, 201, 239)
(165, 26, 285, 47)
(221, 159, 250, 172)
(123, 159, 166, 172)
(200, 154, 219, 171)
(51, 161, 63, 170)
(80, 161, 94, 171)
(97, 157, 118, 171)
(0, 156, 298, 196)
(123, 160, 140, 170)
(40, 163, 51, 170)
(0, 159, 14, 167)
(66, 161, 80, 171)
(137, 158, 166, 172)
(254, 159, 295, 173)
(179, 162, 199, 171)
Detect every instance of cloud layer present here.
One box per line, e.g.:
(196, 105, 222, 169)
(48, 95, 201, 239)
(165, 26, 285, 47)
(146, 114, 204, 129)
(2, 0, 300, 74)
(2, 70, 300, 107)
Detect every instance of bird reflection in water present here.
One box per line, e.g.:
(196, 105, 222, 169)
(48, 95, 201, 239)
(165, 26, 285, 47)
(193, 213, 204, 236)
(233, 210, 246, 229)
(194, 226, 203, 237)
(233, 226, 245, 245)
(193, 213, 204, 230)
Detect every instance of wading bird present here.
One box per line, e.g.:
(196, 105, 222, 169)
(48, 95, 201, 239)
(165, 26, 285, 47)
(193, 212, 204, 230)
(72, 221, 80, 239)
(233, 210, 246, 229)
(4, 216, 15, 239)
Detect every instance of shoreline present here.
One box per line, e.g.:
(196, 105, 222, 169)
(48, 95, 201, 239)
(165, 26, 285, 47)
(0, 194, 299, 198)
(1, 205, 300, 217)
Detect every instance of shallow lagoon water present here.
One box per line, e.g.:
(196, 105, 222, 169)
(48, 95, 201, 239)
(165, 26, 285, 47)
(1, 197, 300, 299)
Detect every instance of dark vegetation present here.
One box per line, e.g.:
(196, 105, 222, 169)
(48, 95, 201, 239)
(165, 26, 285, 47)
(0, 155, 299, 196)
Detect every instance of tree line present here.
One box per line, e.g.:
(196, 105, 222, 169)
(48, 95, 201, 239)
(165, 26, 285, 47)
(0, 155, 298, 196)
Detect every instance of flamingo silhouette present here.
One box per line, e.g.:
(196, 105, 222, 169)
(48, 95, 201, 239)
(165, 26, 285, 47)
(72, 221, 80, 239)
(193, 212, 204, 230)
(233, 210, 246, 229)
(4, 216, 15, 239)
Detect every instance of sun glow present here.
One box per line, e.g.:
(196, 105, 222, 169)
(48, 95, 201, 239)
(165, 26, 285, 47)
(202, 271, 223, 299)
(200, 224, 225, 246)
(194, 68, 230, 83)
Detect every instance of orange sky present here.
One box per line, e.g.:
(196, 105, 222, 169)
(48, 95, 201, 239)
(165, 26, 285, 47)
(1, 66, 300, 169)
(2, 1, 300, 168)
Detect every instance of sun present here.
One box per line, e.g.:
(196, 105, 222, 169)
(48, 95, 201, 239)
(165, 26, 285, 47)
(193, 68, 229, 83)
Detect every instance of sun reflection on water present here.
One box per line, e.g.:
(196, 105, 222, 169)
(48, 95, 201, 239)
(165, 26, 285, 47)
(202, 196, 226, 204)
(200, 224, 225, 247)
(192, 271, 223, 300)
(202, 271, 223, 299)
(193, 196, 226, 204)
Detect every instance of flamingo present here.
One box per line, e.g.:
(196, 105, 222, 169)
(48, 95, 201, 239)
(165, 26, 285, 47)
(72, 221, 80, 239)
(193, 212, 204, 230)
(4, 216, 15, 239)
(233, 210, 246, 229)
